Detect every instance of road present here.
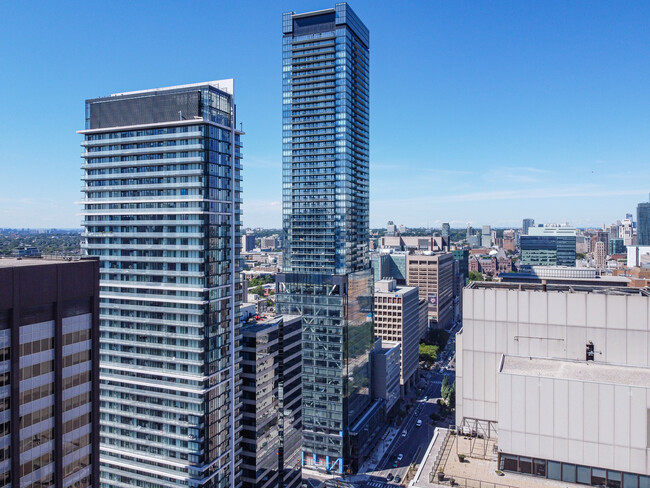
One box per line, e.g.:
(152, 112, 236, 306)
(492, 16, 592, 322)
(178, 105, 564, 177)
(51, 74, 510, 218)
(360, 323, 460, 488)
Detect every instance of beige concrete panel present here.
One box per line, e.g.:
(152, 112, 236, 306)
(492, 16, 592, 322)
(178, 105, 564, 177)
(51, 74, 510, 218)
(614, 385, 631, 448)
(498, 372, 511, 431)
(507, 322, 519, 356)
(547, 325, 568, 359)
(512, 375, 526, 433)
(463, 289, 474, 320)
(548, 292, 567, 326)
(627, 295, 649, 331)
(474, 320, 485, 354)
(566, 325, 587, 361)
(607, 295, 627, 330)
(516, 322, 531, 357)
(553, 379, 569, 438)
(525, 376, 540, 435)
(553, 436, 569, 463)
(583, 441, 599, 468)
(539, 377, 555, 438)
(464, 319, 474, 350)
(587, 294, 607, 328)
(586, 327, 607, 363)
(614, 446, 631, 474)
(626, 330, 647, 367)
(525, 432, 540, 458)
(473, 351, 485, 419)
(539, 435, 554, 460)
(518, 291, 530, 325)
(474, 288, 485, 321)
(606, 329, 628, 364)
(629, 447, 646, 475)
(567, 293, 587, 327)
(529, 291, 548, 325)
(507, 290, 519, 323)
(598, 443, 614, 471)
(568, 380, 584, 441)
(483, 320, 496, 354)
(485, 288, 496, 321)
(495, 289, 508, 321)
(484, 353, 498, 404)
(567, 439, 584, 465)
(583, 382, 599, 443)
(495, 321, 509, 357)
(511, 431, 526, 454)
(629, 387, 646, 449)
(598, 383, 615, 445)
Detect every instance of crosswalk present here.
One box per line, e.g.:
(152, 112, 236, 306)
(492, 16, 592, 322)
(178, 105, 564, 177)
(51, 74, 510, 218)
(366, 481, 385, 488)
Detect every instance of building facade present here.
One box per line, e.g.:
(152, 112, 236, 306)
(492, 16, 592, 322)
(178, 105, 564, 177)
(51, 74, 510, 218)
(240, 315, 302, 488)
(520, 226, 577, 268)
(407, 253, 455, 330)
(638, 200, 650, 246)
(372, 280, 420, 394)
(276, 4, 375, 474)
(0, 258, 100, 488)
(370, 341, 401, 414)
(80, 81, 243, 487)
(481, 225, 492, 248)
(457, 281, 650, 486)
(522, 218, 534, 236)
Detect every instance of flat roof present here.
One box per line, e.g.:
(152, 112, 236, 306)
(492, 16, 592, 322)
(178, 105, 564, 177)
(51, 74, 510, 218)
(500, 355, 650, 388)
(467, 280, 648, 296)
(0, 257, 95, 268)
(110, 79, 234, 97)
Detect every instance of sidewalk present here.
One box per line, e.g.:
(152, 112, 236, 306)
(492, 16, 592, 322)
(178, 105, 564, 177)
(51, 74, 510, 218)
(359, 426, 399, 473)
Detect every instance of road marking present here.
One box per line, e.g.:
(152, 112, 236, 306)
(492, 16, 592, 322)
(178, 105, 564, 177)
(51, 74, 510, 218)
(367, 482, 385, 488)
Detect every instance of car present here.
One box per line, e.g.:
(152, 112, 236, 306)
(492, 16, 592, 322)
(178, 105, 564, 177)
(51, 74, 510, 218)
(386, 473, 394, 481)
(401, 430, 407, 438)
(416, 419, 423, 427)
(397, 453, 404, 461)
(423, 396, 428, 401)
(394, 475, 402, 483)
(393, 460, 399, 468)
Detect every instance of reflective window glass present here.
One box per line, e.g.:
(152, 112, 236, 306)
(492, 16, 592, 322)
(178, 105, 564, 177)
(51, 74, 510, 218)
(577, 466, 591, 484)
(623, 473, 638, 488)
(548, 461, 562, 481)
(562, 464, 576, 483)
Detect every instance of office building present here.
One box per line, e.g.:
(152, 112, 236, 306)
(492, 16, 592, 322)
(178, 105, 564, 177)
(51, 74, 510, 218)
(594, 240, 606, 268)
(240, 315, 302, 488)
(621, 218, 635, 247)
(441, 223, 450, 238)
(520, 226, 576, 268)
(242, 233, 256, 252)
(373, 280, 420, 394)
(276, 4, 376, 473)
(260, 236, 279, 250)
(481, 225, 492, 248)
(609, 238, 625, 255)
(638, 199, 650, 246)
(451, 249, 469, 284)
(370, 341, 401, 414)
(80, 80, 243, 487)
(407, 253, 454, 330)
(522, 218, 534, 236)
(371, 251, 407, 284)
(457, 281, 650, 486)
(465, 225, 472, 242)
(0, 257, 100, 487)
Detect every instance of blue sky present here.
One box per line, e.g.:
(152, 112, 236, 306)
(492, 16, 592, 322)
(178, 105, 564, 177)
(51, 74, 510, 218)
(0, 0, 648, 229)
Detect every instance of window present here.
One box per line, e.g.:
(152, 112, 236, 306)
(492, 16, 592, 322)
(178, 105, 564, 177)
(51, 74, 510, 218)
(592, 468, 607, 486)
(608, 471, 622, 488)
(548, 461, 562, 481)
(518, 457, 532, 474)
(534, 459, 546, 477)
(562, 463, 576, 483)
(500, 454, 517, 472)
(577, 466, 591, 485)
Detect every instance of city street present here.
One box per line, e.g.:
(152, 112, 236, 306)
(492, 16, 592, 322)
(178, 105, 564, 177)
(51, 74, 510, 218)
(359, 324, 460, 488)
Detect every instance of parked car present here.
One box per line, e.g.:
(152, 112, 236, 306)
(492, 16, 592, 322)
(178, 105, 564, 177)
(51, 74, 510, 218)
(395, 475, 402, 483)
(397, 453, 404, 461)
(416, 419, 423, 427)
(386, 473, 394, 481)
(401, 430, 407, 438)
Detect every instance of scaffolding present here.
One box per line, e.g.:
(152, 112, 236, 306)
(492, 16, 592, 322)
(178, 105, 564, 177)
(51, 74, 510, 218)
(454, 418, 498, 460)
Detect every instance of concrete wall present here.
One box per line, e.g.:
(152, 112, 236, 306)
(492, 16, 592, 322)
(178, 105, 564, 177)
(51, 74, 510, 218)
(499, 370, 650, 475)
(457, 287, 650, 426)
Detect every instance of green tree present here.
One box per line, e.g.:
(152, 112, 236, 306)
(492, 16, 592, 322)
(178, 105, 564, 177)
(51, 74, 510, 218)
(250, 285, 265, 297)
(468, 270, 483, 282)
(419, 343, 439, 365)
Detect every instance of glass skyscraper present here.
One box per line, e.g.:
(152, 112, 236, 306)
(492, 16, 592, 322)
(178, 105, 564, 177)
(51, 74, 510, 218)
(79, 81, 243, 488)
(276, 3, 374, 474)
(637, 200, 650, 246)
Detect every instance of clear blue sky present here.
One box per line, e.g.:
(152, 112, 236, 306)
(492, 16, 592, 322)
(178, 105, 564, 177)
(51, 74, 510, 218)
(1, 0, 649, 230)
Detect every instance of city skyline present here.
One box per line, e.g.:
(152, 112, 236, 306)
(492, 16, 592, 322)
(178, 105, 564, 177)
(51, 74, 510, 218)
(1, 1, 650, 228)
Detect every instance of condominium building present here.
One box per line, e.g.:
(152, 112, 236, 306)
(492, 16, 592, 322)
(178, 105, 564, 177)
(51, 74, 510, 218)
(240, 315, 302, 488)
(457, 281, 650, 486)
(522, 218, 534, 236)
(0, 257, 100, 487)
(373, 280, 420, 394)
(638, 199, 650, 246)
(481, 225, 492, 248)
(276, 3, 376, 474)
(80, 80, 243, 487)
(407, 253, 454, 330)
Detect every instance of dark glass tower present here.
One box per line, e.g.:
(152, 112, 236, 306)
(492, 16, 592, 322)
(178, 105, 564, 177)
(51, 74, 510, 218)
(638, 199, 650, 246)
(276, 3, 373, 474)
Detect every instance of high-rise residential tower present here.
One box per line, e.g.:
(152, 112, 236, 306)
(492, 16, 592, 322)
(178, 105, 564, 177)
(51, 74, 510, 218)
(637, 198, 650, 246)
(79, 80, 243, 487)
(276, 4, 375, 474)
(522, 218, 535, 236)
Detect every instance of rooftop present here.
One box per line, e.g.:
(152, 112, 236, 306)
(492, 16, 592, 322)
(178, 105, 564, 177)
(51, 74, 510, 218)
(110, 79, 234, 97)
(0, 256, 96, 268)
(467, 280, 648, 296)
(500, 355, 650, 388)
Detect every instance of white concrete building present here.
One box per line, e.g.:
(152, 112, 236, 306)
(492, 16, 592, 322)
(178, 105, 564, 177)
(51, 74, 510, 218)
(457, 281, 650, 485)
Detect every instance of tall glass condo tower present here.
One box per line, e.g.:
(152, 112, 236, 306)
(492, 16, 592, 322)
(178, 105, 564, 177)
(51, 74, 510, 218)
(79, 81, 243, 488)
(277, 4, 373, 474)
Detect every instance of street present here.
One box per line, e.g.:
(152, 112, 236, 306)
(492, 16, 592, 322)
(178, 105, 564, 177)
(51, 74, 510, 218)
(359, 323, 460, 488)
